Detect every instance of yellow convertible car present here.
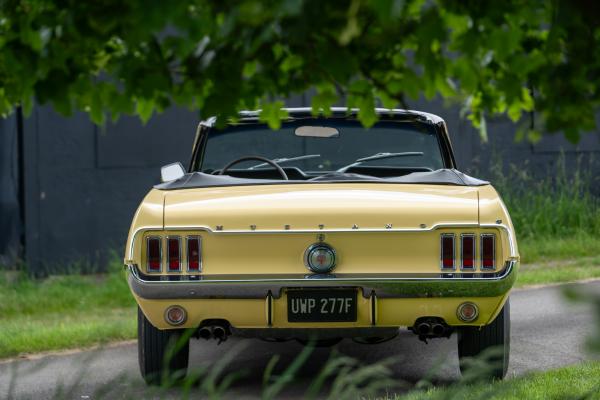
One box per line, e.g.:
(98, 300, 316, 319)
(125, 108, 518, 383)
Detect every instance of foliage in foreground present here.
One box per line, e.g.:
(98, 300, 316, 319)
(1, 0, 600, 141)
(397, 361, 600, 400)
(2, 335, 599, 400)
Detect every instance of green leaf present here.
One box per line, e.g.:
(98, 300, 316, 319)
(376, 90, 397, 109)
(478, 113, 488, 142)
(311, 85, 338, 116)
(136, 98, 155, 124)
(527, 129, 542, 143)
(521, 87, 534, 111)
(259, 101, 288, 130)
(89, 89, 105, 125)
(280, 54, 303, 72)
(21, 94, 33, 116)
(338, 0, 361, 45)
(242, 60, 258, 78)
(356, 95, 378, 128)
(272, 43, 285, 60)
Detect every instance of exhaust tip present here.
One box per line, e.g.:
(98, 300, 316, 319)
(416, 323, 431, 335)
(431, 323, 445, 336)
(198, 327, 212, 340)
(212, 326, 226, 339)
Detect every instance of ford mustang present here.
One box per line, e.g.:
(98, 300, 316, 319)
(125, 108, 519, 383)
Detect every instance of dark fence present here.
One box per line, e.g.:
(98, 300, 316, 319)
(1, 97, 599, 273)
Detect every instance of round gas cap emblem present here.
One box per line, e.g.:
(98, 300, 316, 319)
(305, 243, 337, 273)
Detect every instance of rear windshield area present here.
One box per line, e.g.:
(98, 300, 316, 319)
(199, 118, 446, 178)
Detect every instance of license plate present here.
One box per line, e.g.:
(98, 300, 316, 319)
(287, 289, 357, 322)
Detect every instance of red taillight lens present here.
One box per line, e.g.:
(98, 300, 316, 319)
(147, 237, 161, 272)
(441, 234, 455, 269)
(167, 237, 181, 271)
(481, 234, 495, 269)
(187, 236, 201, 271)
(461, 234, 475, 269)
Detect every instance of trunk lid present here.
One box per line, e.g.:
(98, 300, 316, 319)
(163, 183, 479, 230)
(161, 183, 482, 274)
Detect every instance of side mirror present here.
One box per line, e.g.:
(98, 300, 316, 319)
(160, 162, 186, 182)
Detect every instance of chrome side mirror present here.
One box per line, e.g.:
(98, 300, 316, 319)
(160, 162, 185, 182)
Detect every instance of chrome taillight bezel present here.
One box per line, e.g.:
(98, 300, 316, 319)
(186, 235, 202, 272)
(166, 236, 182, 272)
(440, 233, 456, 270)
(460, 233, 476, 270)
(146, 236, 162, 273)
(480, 234, 496, 270)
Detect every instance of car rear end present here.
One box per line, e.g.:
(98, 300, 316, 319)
(125, 183, 518, 335)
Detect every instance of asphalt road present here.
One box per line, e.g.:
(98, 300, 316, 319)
(1, 281, 598, 400)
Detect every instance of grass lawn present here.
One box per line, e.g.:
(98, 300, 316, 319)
(0, 270, 137, 359)
(516, 254, 600, 288)
(515, 233, 600, 287)
(519, 233, 600, 264)
(0, 308, 135, 358)
(395, 361, 600, 400)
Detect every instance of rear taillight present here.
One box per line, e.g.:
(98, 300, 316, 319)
(460, 234, 475, 270)
(147, 237, 162, 272)
(481, 234, 495, 270)
(167, 237, 181, 271)
(187, 236, 201, 272)
(440, 234, 455, 270)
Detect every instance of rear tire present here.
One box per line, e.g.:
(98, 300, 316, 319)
(138, 307, 190, 385)
(457, 299, 510, 380)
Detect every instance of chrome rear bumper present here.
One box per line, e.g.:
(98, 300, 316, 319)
(127, 261, 517, 300)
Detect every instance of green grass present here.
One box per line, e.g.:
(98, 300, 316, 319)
(0, 308, 136, 358)
(519, 233, 600, 264)
(0, 268, 133, 318)
(516, 255, 600, 287)
(0, 268, 136, 359)
(395, 361, 600, 400)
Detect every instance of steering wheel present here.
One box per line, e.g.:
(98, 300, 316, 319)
(218, 156, 289, 180)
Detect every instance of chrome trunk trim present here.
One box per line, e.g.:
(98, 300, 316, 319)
(128, 223, 518, 260)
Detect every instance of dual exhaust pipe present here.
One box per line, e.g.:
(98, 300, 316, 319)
(416, 321, 447, 337)
(411, 318, 451, 342)
(197, 322, 231, 343)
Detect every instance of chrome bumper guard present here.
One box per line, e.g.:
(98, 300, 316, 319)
(127, 261, 517, 300)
